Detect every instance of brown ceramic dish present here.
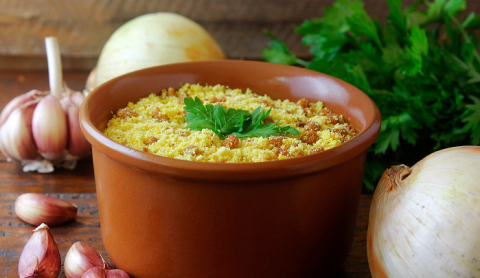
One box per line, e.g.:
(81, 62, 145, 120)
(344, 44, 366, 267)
(80, 60, 381, 277)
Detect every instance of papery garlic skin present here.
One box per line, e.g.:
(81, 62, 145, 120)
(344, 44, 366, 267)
(18, 223, 61, 278)
(0, 90, 43, 127)
(0, 104, 39, 161)
(64, 241, 113, 278)
(32, 94, 68, 161)
(15, 193, 77, 226)
(81, 267, 130, 278)
(92, 13, 225, 88)
(367, 146, 480, 278)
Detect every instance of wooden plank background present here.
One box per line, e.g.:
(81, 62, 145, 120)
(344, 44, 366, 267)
(1, 0, 479, 71)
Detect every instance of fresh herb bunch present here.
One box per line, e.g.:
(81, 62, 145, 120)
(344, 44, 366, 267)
(183, 97, 300, 139)
(262, 0, 480, 190)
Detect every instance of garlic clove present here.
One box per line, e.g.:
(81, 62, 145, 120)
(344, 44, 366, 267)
(66, 104, 91, 157)
(64, 241, 113, 278)
(60, 94, 90, 157)
(18, 223, 61, 278)
(70, 91, 85, 107)
(81, 267, 130, 278)
(15, 193, 77, 226)
(32, 94, 68, 161)
(0, 90, 43, 127)
(0, 104, 39, 161)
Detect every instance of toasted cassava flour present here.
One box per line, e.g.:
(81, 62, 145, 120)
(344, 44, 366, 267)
(104, 84, 356, 163)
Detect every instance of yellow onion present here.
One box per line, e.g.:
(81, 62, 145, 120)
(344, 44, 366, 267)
(367, 146, 480, 277)
(0, 37, 90, 172)
(86, 12, 225, 90)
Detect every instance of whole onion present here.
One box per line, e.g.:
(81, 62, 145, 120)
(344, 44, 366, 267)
(86, 12, 225, 90)
(367, 146, 480, 277)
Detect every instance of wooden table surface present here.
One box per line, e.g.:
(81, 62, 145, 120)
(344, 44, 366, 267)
(0, 72, 373, 277)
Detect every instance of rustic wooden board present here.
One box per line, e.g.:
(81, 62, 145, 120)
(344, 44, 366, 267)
(0, 193, 373, 277)
(2, 0, 477, 70)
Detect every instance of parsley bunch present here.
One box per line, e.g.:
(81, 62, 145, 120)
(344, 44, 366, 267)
(183, 97, 300, 139)
(262, 0, 480, 189)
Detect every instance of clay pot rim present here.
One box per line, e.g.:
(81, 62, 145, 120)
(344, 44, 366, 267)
(80, 60, 381, 181)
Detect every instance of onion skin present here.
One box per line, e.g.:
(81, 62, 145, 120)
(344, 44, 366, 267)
(367, 146, 480, 278)
(93, 13, 225, 87)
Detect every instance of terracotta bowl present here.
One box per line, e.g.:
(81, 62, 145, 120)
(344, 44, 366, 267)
(80, 60, 381, 277)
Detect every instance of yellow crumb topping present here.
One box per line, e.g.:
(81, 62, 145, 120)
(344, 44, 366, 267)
(103, 84, 356, 163)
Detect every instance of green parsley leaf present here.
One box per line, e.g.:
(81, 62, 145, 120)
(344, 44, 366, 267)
(261, 31, 298, 65)
(183, 97, 301, 139)
(184, 97, 218, 134)
(387, 0, 408, 37)
(213, 105, 249, 135)
(463, 96, 480, 145)
(462, 12, 480, 29)
(337, 0, 383, 49)
(444, 0, 466, 16)
(263, 0, 480, 190)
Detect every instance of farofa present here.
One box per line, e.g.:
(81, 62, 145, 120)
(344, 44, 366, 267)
(104, 84, 356, 163)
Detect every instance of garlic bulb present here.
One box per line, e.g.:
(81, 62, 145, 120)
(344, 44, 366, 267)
(367, 146, 480, 277)
(0, 37, 90, 173)
(64, 241, 112, 278)
(18, 223, 61, 278)
(15, 193, 77, 226)
(86, 12, 225, 90)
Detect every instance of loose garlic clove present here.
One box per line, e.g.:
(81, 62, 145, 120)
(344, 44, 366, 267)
(18, 223, 61, 278)
(0, 90, 43, 127)
(64, 242, 113, 278)
(0, 104, 39, 161)
(32, 94, 68, 161)
(81, 267, 130, 278)
(15, 193, 77, 226)
(60, 94, 90, 157)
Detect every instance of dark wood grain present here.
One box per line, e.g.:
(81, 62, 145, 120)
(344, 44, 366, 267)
(0, 193, 107, 277)
(0, 193, 373, 277)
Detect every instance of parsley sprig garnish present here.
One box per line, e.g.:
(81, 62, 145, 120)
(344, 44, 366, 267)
(183, 97, 300, 139)
(262, 0, 480, 190)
